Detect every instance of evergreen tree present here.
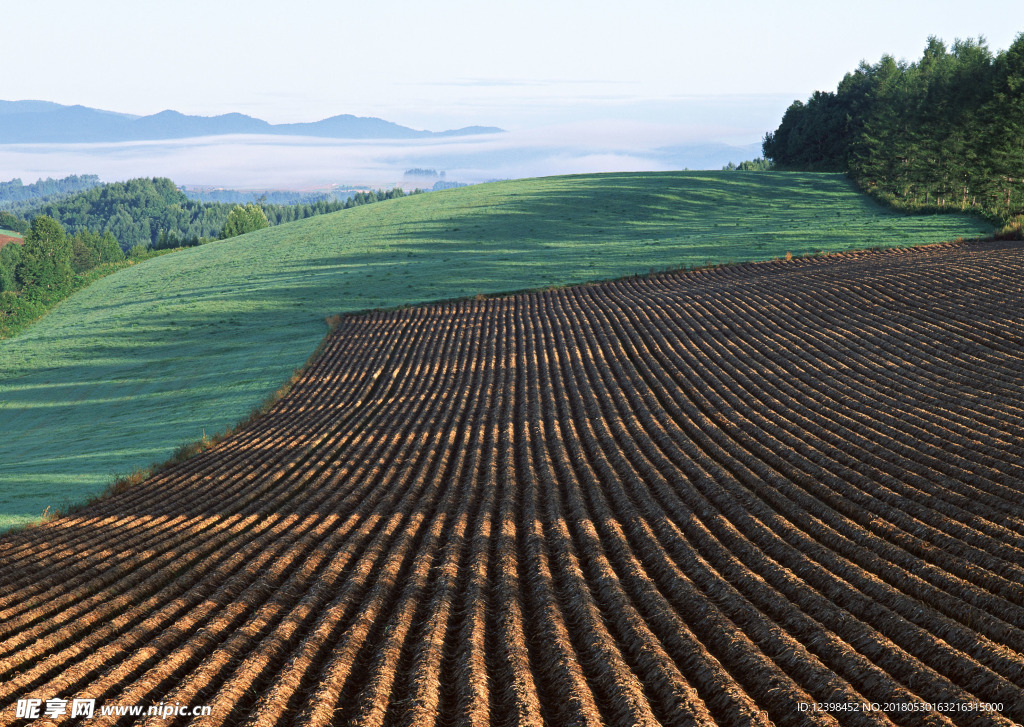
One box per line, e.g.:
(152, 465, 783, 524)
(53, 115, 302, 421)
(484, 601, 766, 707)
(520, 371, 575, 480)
(984, 34, 1024, 214)
(16, 216, 73, 292)
(69, 229, 125, 272)
(71, 235, 100, 273)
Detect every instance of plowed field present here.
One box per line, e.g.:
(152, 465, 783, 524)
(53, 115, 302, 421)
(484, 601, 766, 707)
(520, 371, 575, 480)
(3, 239, 1024, 726)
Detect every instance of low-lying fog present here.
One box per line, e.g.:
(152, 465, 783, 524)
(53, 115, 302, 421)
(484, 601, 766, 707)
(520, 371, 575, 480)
(0, 120, 762, 190)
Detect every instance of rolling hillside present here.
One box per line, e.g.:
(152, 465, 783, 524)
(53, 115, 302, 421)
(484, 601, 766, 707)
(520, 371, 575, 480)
(0, 171, 992, 527)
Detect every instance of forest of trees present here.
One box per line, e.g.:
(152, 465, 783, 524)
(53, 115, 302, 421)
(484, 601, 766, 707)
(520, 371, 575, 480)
(762, 33, 1024, 228)
(6, 177, 416, 251)
(0, 217, 124, 294)
(0, 215, 133, 337)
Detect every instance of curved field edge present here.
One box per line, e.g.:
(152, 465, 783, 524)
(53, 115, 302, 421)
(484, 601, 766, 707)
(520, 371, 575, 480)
(2, 239, 1023, 725)
(0, 171, 992, 527)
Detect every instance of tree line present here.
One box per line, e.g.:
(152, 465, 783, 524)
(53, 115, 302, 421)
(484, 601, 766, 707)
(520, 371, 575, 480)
(722, 159, 773, 171)
(0, 175, 102, 207)
(0, 215, 139, 337)
(0, 217, 125, 294)
(5, 177, 418, 251)
(182, 187, 360, 205)
(762, 33, 1024, 229)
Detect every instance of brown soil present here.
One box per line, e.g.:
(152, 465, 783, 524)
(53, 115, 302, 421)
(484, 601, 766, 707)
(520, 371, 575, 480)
(2, 239, 1024, 726)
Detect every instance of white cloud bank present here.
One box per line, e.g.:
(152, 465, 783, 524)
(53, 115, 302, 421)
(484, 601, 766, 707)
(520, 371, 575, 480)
(0, 121, 763, 189)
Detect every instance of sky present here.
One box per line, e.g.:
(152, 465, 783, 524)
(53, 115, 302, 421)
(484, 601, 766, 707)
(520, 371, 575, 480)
(5, 0, 1022, 130)
(2, 1, 1022, 186)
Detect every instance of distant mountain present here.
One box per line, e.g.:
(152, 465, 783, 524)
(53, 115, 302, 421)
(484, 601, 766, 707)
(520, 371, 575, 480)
(0, 101, 504, 143)
(0, 100, 76, 116)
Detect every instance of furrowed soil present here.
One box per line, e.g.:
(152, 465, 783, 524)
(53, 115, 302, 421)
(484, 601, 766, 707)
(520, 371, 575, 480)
(2, 239, 1024, 725)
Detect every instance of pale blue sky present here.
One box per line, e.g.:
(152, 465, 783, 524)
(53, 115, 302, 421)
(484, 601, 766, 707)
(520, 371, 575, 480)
(4, 0, 1022, 133)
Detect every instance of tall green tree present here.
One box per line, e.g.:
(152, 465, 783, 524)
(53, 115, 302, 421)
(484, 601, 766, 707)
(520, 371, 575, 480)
(220, 203, 270, 239)
(16, 216, 73, 292)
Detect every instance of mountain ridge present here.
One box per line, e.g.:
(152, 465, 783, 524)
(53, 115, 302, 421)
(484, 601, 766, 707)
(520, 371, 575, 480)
(0, 100, 504, 143)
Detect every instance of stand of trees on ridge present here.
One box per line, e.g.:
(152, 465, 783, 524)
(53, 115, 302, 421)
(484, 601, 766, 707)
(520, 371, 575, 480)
(0, 217, 125, 294)
(3, 177, 417, 252)
(0, 215, 133, 337)
(763, 33, 1024, 231)
(0, 175, 102, 207)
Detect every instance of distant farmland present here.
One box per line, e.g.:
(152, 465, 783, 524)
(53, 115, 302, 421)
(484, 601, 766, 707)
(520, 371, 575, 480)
(0, 172, 992, 527)
(2, 239, 1023, 725)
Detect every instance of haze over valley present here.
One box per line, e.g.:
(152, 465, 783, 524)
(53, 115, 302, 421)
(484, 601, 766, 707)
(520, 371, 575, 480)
(0, 100, 768, 188)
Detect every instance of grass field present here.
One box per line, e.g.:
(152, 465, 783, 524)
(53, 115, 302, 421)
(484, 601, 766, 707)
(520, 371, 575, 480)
(0, 171, 992, 527)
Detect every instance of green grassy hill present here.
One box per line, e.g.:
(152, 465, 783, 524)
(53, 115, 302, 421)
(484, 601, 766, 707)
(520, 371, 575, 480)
(0, 171, 992, 527)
